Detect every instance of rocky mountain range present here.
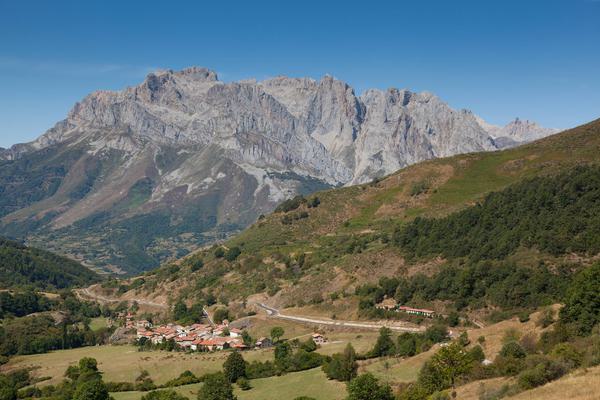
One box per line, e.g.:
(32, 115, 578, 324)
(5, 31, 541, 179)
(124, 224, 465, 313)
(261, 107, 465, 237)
(0, 67, 558, 274)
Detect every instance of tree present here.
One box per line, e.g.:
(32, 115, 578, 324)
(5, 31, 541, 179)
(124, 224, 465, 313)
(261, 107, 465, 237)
(223, 351, 247, 383)
(397, 333, 417, 357)
(323, 343, 358, 381)
(213, 308, 230, 324)
(73, 380, 109, 400)
(468, 345, 486, 363)
(241, 330, 253, 347)
(198, 372, 236, 400)
(274, 342, 292, 369)
(424, 324, 448, 344)
(270, 326, 285, 342)
(418, 342, 473, 393)
(173, 301, 188, 321)
(447, 312, 460, 327)
(346, 373, 394, 400)
(371, 327, 395, 357)
(76, 357, 102, 383)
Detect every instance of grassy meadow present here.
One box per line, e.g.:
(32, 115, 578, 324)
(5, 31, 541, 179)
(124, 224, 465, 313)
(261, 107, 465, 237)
(110, 367, 345, 400)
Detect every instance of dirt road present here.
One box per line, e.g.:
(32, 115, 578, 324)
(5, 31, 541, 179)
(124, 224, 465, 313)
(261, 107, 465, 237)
(254, 302, 424, 333)
(75, 287, 168, 309)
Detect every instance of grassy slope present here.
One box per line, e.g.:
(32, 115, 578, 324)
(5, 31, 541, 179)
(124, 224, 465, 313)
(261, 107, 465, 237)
(116, 118, 600, 312)
(111, 368, 345, 400)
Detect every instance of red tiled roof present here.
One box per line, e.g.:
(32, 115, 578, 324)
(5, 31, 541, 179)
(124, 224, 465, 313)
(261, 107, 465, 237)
(175, 336, 195, 342)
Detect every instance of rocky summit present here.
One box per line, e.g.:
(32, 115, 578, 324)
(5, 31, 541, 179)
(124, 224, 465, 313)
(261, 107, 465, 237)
(0, 67, 557, 273)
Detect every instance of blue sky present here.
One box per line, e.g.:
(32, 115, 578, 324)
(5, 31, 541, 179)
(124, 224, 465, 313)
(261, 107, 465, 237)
(1, 0, 599, 148)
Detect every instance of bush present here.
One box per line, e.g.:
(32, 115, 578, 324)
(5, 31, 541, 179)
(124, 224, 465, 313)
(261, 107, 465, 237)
(499, 342, 526, 359)
(214, 248, 225, 258)
(105, 382, 135, 392)
(163, 370, 200, 387)
(224, 247, 241, 262)
(550, 343, 583, 369)
(141, 390, 188, 400)
(275, 196, 306, 213)
(237, 377, 251, 391)
(517, 358, 566, 390)
(518, 311, 530, 323)
(468, 345, 486, 363)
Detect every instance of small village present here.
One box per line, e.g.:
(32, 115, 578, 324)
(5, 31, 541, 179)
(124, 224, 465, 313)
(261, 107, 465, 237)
(123, 312, 327, 353)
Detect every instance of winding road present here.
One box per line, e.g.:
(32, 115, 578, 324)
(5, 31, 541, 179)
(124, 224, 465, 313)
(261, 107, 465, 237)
(254, 302, 425, 333)
(75, 287, 426, 333)
(75, 287, 168, 309)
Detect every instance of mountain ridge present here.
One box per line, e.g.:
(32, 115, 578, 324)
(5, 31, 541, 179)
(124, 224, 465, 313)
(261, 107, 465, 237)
(0, 67, 558, 273)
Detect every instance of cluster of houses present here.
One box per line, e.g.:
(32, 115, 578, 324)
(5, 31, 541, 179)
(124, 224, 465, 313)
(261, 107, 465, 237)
(376, 297, 436, 318)
(135, 320, 261, 351)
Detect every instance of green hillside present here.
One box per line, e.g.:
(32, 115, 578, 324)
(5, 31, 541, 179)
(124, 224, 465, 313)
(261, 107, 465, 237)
(115, 119, 600, 318)
(0, 237, 100, 290)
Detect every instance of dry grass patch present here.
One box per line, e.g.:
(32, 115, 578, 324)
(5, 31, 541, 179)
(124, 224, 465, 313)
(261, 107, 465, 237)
(509, 366, 600, 400)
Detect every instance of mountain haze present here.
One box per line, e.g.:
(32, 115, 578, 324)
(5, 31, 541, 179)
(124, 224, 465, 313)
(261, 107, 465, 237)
(0, 67, 557, 273)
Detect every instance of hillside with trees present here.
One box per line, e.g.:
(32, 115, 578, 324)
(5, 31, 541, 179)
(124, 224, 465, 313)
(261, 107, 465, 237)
(0, 237, 100, 290)
(99, 118, 600, 321)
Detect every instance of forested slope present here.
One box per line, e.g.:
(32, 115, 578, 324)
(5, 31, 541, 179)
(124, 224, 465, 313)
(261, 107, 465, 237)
(0, 237, 100, 290)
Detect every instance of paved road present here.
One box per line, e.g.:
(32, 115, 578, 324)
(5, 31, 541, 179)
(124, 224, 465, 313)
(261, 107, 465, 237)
(76, 287, 168, 309)
(254, 302, 424, 333)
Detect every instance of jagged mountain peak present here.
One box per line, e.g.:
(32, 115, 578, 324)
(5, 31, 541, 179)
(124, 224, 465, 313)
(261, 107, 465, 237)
(474, 114, 559, 148)
(0, 66, 560, 273)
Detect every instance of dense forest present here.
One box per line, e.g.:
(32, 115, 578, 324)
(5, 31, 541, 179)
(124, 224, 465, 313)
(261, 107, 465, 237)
(349, 165, 600, 318)
(358, 260, 569, 317)
(394, 165, 600, 261)
(0, 237, 100, 290)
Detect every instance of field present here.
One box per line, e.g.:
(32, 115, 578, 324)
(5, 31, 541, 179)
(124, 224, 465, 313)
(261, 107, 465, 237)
(362, 346, 437, 386)
(2, 328, 380, 387)
(89, 316, 109, 331)
(111, 367, 345, 400)
(242, 315, 314, 340)
(3, 345, 273, 386)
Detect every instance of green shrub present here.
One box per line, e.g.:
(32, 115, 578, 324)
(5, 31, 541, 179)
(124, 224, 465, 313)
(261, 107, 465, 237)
(499, 342, 526, 359)
(237, 377, 251, 391)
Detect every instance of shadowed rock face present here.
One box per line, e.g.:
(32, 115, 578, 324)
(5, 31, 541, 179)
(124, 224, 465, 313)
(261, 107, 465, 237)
(0, 67, 557, 273)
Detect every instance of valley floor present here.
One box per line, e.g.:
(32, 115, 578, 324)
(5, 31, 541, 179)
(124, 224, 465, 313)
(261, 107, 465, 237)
(4, 307, 599, 400)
